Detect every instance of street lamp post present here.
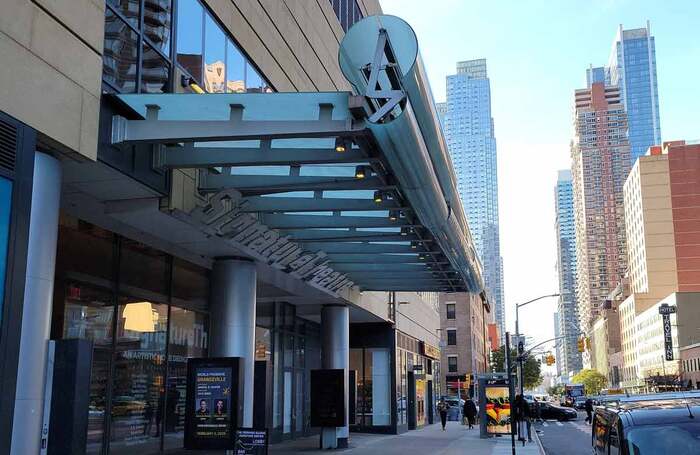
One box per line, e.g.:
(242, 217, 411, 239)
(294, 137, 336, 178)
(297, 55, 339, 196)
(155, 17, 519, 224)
(514, 293, 560, 396)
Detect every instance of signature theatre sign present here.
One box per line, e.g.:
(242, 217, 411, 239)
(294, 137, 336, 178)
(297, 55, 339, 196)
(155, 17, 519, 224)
(189, 189, 354, 294)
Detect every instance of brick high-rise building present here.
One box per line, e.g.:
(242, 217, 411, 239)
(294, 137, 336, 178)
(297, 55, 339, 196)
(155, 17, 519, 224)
(571, 82, 631, 367)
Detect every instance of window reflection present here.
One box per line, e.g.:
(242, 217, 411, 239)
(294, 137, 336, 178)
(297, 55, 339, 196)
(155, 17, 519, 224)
(203, 14, 226, 93)
(110, 299, 168, 455)
(226, 40, 246, 93)
(141, 42, 170, 93)
(143, 0, 172, 54)
(164, 308, 208, 450)
(103, 9, 138, 93)
(62, 284, 114, 455)
(108, 0, 140, 28)
(176, 0, 204, 82)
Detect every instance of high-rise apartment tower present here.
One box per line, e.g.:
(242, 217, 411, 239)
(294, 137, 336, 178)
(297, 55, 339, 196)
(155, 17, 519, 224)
(441, 59, 505, 340)
(555, 169, 583, 379)
(587, 23, 661, 165)
(571, 82, 631, 367)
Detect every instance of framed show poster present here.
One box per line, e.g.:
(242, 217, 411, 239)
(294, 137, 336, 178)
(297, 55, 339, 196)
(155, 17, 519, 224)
(310, 369, 346, 427)
(184, 357, 240, 450)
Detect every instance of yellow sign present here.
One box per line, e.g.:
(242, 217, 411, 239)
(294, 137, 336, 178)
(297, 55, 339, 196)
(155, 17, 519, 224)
(421, 342, 441, 360)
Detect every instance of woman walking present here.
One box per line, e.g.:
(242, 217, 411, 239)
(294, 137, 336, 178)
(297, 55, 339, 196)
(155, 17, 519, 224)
(437, 398, 450, 431)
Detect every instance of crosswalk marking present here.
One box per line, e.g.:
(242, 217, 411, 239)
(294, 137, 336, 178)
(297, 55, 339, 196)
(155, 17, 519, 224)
(542, 421, 549, 427)
(555, 421, 563, 426)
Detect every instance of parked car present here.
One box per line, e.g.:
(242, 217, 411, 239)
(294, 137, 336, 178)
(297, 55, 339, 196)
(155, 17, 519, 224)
(538, 402, 578, 421)
(592, 397, 700, 454)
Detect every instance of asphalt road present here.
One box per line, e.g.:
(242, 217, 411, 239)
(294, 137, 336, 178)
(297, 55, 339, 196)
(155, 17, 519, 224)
(534, 411, 592, 455)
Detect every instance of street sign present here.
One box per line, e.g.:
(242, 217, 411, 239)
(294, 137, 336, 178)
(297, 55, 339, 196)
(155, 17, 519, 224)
(662, 314, 674, 361)
(659, 304, 677, 315)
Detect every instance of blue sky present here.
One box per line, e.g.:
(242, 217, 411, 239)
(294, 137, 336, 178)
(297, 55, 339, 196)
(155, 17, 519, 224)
(380, 0, 700, 350)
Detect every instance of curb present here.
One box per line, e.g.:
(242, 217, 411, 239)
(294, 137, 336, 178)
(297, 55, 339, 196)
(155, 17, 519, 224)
(533, 428, 546, 455)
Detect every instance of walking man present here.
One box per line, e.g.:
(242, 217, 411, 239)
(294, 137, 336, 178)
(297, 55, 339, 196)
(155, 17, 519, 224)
(437, 398, 450, 431)
(584, 397, 594, 424)
(463, 397, 477, 429)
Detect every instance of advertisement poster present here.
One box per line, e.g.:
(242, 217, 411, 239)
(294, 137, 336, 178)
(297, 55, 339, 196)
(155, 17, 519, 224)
(484, 385, 511, 434)
(185, 358, 239, 450)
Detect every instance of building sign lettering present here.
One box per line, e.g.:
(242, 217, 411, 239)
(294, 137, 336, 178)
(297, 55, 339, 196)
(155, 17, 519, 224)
(190, 189, 354, 294)
(659, 304, 676, 361)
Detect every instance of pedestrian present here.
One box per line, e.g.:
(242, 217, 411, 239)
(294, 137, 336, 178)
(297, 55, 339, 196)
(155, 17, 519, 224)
(513, 395, 531, 445)
(584, 397, 594, 424)
(437, 398, 450, 431)
(463, 397, 477, 429)
(533, 398, 543, 423)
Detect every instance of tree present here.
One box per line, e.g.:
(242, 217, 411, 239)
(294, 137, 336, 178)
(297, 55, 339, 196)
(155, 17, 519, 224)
(547, 384, 565, 397)
(490, 345, 543, 390)
(572, 369, 607, 395)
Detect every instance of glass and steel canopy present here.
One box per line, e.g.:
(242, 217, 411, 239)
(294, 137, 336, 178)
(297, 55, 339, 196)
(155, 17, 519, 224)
(109, 15, 483, 296)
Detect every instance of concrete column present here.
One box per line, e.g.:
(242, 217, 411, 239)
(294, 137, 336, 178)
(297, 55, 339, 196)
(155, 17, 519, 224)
(11, 152, 61, 455)
(209, 258, 256, 428)
(321, 305, 349, 449)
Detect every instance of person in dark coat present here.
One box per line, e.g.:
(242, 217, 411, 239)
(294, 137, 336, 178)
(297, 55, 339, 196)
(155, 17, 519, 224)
(513, 395, 531, 444)
(437, 398, 450, 431)
(463, 398, 477, 429)
(584, 398, 594, 424)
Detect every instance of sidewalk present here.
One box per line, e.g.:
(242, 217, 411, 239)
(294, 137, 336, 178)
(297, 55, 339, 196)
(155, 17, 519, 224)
(266, 422, 544, 455)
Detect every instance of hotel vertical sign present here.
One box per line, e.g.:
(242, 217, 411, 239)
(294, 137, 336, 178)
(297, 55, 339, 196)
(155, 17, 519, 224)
(658, 304, 677, 361)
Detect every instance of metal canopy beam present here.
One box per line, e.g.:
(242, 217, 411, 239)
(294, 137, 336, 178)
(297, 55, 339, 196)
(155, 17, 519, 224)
(240, 197, 404, 213)
(200, 174, 393, 194)
(326, 254, 448, 264)
(164, 145, 375, 168)
(331, 263, 432, 272)
(262, 214, 415, 229)
(361, 286, 464, 292)
(303, 243, 437, 254)
(286, 230, 420, 243)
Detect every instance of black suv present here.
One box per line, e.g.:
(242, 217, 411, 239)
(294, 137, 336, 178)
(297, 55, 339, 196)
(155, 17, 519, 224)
(592, 398, 700, 454)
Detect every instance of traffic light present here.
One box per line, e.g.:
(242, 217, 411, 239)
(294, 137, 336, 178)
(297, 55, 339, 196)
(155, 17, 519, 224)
(585, 337, 591, 350)
(545, 354, 555, 366)
(577, 338, 585, 353)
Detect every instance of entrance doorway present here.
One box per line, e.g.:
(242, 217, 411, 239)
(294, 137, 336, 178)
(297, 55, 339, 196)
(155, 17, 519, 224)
(407, 372, 416, 430)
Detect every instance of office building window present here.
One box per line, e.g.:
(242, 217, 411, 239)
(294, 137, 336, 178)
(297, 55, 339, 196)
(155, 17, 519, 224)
(446, 303, 456, 320)
(103, 0, 172, 93)
(175, 0, 272, 93)
(448, 356, 458, 373)
(329, 0, 364, 32)
(447, 329, 457, 346)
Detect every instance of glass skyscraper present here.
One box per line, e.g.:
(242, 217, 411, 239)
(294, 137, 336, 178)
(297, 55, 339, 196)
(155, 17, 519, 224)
(554, 170, 582, 379)
(590, 22, 661, 165)
(440, 59, 505, 340)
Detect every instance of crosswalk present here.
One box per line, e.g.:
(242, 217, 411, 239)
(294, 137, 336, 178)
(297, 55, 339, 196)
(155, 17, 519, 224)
(539, 419, 590, 433)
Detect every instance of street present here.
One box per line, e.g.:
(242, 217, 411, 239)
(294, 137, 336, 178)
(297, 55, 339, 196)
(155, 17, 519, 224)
(534, 411, 591, 455)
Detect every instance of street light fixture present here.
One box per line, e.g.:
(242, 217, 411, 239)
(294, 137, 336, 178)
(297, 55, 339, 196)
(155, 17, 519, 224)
(514, 293, 560, 396)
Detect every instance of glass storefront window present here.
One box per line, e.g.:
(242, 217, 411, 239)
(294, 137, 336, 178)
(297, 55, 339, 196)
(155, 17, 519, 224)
(62, 284, 114, 455)
(171, 258, 209, 313)
(164, 307, 208, 450)
(110, 299, 168, 455)
(351, 348, 390, 427)
(107, 0, 140, 28)
(119, 238, 169, 302)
